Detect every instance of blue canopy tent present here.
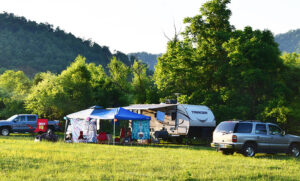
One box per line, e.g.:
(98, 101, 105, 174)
(65, 107, 151, 144)
(90, 107, 151, 120)
(90, 107, 151, 144)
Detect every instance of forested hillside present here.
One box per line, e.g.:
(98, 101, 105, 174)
(275, 29, 300, 53)
(128, 52, 161, 71)
(0, 13, 130, 76)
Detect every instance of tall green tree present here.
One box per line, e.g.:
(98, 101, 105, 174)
(154, 0, 296, 129)
(0, 70, 32, 118)
(131, 60, 151, 103)
(25, 72, 64, 119)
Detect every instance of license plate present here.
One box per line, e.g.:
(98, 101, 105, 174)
(219, 144, 226, 148)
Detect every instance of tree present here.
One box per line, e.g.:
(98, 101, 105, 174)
(58, 55, 94, 114)
(0, 70, 32, 118)
(154, 0, 234, 115)
(154, 0, 297, 129)
(131, 60, 151, 103)
(25, 72, 64, 119)
(107, 56, 131, 93)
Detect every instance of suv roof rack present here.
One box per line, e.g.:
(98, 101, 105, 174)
(241, 120, 261, 122)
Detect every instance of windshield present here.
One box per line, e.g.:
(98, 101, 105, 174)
(7, 115, 18, 122)
(215, 122, 236, 133)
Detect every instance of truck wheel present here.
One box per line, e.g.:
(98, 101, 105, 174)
(242, 143, 256, 157)
(221, 149, 234, 155)
(289, 144, 300, 157)
(1, 128, 10, 136)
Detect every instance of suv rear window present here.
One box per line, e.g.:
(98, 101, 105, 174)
(215, 122, 236, 133)
(234, 123, 252, 133)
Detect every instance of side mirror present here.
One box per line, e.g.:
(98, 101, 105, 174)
(281, 131, 286, 136)
(13, 119, 18, 122)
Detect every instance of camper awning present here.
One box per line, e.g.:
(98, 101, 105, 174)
(123, 104, 177, 110)
(90, 107, 151, 120)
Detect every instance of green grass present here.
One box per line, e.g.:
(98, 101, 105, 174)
(0, 135, 299, 181)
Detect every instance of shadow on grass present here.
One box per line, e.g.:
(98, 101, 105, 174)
(0, 132, 65, 140)
(254, 153, 297, 161)
(112, 143, 214, 151)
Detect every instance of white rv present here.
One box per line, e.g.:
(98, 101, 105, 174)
(123, 104, 216, 139)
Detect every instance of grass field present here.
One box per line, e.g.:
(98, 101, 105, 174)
(0, 135, 299, 181)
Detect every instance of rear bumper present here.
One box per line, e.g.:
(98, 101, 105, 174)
(211, 142, 243, 150)
(211, 143, 233, 149)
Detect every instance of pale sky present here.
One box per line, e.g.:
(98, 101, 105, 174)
(0, 0, 299, 54)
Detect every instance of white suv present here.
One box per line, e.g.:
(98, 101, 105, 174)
(211, 121, 300, 157)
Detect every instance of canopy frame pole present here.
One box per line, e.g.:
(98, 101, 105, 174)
(64, 118, 69, 141)
(113, 120, 115, 145)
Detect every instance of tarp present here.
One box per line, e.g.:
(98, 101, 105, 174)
(90, 107, 151, 120)
(66, 105, 105, 119)
(70, 118, 97, 143)
(132, 120, 150, 140)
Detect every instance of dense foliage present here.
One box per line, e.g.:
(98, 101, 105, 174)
(0, 55, 156, 120)
(0, 13, 130, 77)
(275, 29, 300, 53)
(0, 0, 299, 134)
(154, 0, 300, 133)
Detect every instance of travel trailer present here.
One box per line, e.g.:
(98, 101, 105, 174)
(123, 104, 216, 140)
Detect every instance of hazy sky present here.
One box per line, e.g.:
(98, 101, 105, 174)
(0, 0, 299, 54)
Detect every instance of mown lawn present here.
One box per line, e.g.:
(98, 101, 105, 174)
(0, 135, 299, 181)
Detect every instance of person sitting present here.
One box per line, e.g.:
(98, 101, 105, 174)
(120, 126, 126, 144)
(124, 128, 132, 143)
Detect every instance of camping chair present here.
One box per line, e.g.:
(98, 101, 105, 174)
(97, 132, 107, 144)
(34, 119, 48, 133)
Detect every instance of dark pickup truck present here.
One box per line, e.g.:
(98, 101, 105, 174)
(0, 114, 60, 136)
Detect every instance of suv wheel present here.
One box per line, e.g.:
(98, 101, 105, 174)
(242, 143, 256, 157)
(1, 128, 10, 136)
(289, 144, 300, 157)
(221, 149, 234, 155)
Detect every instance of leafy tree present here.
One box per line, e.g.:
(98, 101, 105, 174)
(107, 57, 131, 93)
(131, 60, 151, 103)
(25, 72, 64, 119)
(154, 0, 298, 130)
(0, 70, 32, 118)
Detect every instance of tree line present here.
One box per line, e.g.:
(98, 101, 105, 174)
(0, 55, 158, 120)
(0, 0, 299, 134)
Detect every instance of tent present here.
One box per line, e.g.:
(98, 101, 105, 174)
(65, 106, 151, 144)
(66, 105, 105, 119)
(90, 107, 151, 120)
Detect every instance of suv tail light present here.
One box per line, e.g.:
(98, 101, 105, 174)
(232, 135, 237, 142)
(58, 121, 61, 126)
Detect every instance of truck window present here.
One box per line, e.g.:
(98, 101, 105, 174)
(234, 123, 252, 133)
(19, 116, 26, 122)
(27, 116, 36, 122)
(215, 122, 236, 133)
(255, 124, 267, 134)
(269, 125, 282, 135)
